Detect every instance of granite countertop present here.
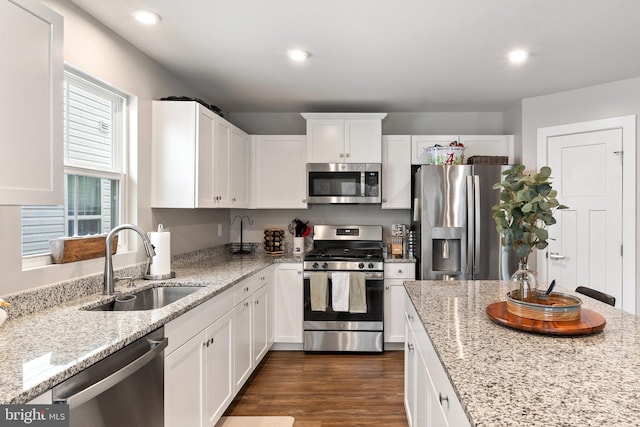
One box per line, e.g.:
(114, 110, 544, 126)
(0, 251, 301, 404)
(404, 280, 640, 426)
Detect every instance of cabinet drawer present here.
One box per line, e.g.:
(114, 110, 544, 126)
(385, 263, 415, 279)
(233, 276, 264, 305)
(165, 290, 234, 355)
(423, 333, 469, 426)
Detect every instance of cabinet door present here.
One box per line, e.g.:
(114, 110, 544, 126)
(458, 135, 514, 163)
(252, 285, 269, 365)
(204, 311, 234, 427)
(411, 135, 458, 165)
(382, 135, 411, 209)
(306, 119, 345, 163)
(404, 319, 416, 427)
(0, 0, 63, 205)
(274, 264, 303, 343)
(229, 126, 250, 208)
(196, 107, 216, 208)
(385, 280, 407, 343)
(255, 135, 307, 208)
(233, 298, 253, 391)
(213, 117, 231, 206)
(165, 330, 205, 427)
(345, 120, 382, 163)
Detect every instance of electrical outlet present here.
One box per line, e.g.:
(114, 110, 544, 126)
(218, 223, 223, 237)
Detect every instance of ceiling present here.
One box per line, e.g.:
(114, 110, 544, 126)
(70, 0, 640, 114)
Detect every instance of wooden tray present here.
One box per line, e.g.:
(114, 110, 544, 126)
(486, 301, 606, 336)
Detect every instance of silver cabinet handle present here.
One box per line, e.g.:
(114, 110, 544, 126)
(549, 252, 565, 260)
(339, 153, 344, 157)
(439, 392, 449, 405)
(407, 343, 414, 351)
(345, 153, 350, 158)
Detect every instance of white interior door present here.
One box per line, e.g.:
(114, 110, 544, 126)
(545, 129, 623, 306)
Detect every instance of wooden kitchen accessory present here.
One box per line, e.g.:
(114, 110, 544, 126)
(50, 235, 117, 264)
(486, 301, 606, 336)
(264, 228, 285, 255)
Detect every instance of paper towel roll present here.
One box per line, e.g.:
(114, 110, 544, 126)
(149, 224, 171, 276)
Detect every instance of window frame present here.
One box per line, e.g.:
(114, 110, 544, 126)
(22, 66, 129, 269)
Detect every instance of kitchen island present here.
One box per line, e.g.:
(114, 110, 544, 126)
(404, 280, 640, 426)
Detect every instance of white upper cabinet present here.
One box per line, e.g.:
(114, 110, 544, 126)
(302, 113, 386, 163)
(0, 0, 63, 205)
(253, 135, 307, 209)
(151, 101, 248, 208)
(411, 134, 514, 165)
(229, 126, 250, 208)
(382, 135, 412, 209)
(212, 117, 231, 207)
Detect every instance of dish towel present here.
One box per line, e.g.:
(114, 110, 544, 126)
(349, 272, 367, 313)
(331, 272, 350, 312)
(309, 272, 328, 311)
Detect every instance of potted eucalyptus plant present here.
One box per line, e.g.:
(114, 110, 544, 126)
(492, 165, 568, 301)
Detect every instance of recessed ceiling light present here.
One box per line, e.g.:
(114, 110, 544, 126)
(133, 10, 161, 25)
(288, 49, 309, 62)
(508, 49, 529, 64)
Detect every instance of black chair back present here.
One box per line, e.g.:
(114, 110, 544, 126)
(575, 286, 616, 306)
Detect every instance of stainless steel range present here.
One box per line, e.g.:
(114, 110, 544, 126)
(303, 225, 384, 352)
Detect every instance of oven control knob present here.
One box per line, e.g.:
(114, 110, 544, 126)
(368, 263, 375, 269)
(312, 262, 319, 269)
(322, 263, 328, 270)
(358, 263, 365, 269)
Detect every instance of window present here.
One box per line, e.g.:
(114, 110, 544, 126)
(21, 69, 126, 258)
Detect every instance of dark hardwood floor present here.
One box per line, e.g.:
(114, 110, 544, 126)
(224, 350, 408, 427)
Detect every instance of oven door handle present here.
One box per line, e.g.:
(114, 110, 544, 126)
(303, 272, 383, 280)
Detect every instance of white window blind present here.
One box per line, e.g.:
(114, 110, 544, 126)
(21, 70, 125, 257)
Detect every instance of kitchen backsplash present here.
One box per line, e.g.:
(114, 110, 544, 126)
(229, 205, 411, 251)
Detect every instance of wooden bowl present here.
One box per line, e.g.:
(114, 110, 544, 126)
(506, 290, 582, 321)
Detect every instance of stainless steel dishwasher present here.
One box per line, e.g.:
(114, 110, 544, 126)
(52, 327, 167, 427)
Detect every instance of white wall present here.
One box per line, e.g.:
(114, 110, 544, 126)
(521, 77, 640, 168)
(0, 0, 226, 295)
(230, 111, 505, 135)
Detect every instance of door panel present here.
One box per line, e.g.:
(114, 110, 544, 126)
(546, 129, 622, 305)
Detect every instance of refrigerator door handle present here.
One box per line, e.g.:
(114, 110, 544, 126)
(466, 175, 474, 276)
(473, 175, 481, 276)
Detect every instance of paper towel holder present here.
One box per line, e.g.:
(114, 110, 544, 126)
(144, 224, 176, 280)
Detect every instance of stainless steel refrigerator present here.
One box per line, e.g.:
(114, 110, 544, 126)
(412, 165, 516, 280)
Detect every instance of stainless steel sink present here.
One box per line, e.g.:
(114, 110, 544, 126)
(88, 286, 203, 311)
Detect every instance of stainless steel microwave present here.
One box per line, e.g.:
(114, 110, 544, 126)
(306, 163, 381, 204)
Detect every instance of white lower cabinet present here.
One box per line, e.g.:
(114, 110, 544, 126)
(252, 284, 269, 364)
(165, 268, 274, 427)
(204, 312, 234, 426)
(405, 292, 469, 427)
(273, 263, 303, 344)
(385, 263, 415, 344)
(233, 294, 253, 391)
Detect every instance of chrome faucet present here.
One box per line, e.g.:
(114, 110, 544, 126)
(104, 224, 156, 295)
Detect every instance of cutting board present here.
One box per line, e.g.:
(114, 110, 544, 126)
(486, 301, 606, 336)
